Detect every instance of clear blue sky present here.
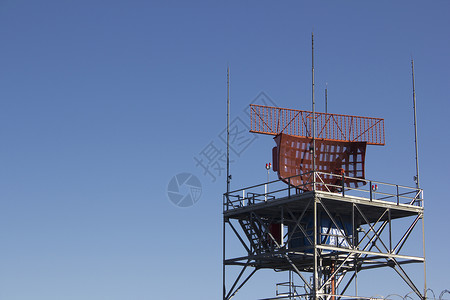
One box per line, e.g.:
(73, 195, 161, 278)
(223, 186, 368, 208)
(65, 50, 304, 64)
(0, 1, 449, 299)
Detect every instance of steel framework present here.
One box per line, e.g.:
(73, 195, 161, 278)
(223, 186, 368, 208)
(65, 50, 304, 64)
(223, 171, 425, 300)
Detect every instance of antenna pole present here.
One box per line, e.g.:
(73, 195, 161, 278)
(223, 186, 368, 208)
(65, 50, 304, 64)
(223, 66, 231, 300)
(412, 59, 427, 299)
(312, 32, 318, 298)
(312, 33, 316, 173)
(325, 83, 328, 114)
(411, 60, 420, 189)
(227, 67, 231, 194)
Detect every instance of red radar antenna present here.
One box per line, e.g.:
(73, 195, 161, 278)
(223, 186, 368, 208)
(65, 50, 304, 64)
(249, 104, 385, 191)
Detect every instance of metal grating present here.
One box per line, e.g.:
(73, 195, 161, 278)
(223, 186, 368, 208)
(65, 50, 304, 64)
(250, 104, 385, 145)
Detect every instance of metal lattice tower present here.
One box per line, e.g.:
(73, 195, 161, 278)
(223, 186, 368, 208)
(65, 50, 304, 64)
(222, 105, 426, 300)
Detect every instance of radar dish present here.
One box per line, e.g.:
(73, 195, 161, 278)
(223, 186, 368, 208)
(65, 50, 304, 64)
(272, 133, 367, 191)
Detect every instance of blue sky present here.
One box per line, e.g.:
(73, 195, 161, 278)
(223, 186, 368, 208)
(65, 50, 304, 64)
(0, 1, 449, 299)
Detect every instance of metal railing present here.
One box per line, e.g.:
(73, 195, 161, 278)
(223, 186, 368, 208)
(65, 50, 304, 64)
(276, 281, 304, 298)
(223, 171, 423, 211)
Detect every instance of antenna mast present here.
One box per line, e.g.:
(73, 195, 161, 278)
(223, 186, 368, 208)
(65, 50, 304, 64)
(223, 66, 230, 300)
(325, 83, 328, 114)
(312, 33, 316, 172)
(227, 67, 231, 194)
(412, 58, 427, 299)
(411, 60, 420, 189)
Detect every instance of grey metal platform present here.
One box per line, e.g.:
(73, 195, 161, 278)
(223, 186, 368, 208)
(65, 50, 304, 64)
(223, 171, 425, 300)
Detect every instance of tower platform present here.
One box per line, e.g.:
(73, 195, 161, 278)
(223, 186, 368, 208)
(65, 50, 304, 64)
(223, 171, 425, 299)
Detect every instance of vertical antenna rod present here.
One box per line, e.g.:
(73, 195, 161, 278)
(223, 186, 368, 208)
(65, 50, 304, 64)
(312, 33, 316, 172)
(223, 66, 230, 300)
(412, 59, 427, 299)
(325, 82, 328, 114)
(411, 59, 420, 189)
(312, 32, 318, 298)
(227, 67, 231, 194)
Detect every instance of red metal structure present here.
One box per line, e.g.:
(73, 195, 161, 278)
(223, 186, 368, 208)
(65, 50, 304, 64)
(250, 104, 385, 145)
(250, 104, 385, 191)
(273, 133, 367, 191)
